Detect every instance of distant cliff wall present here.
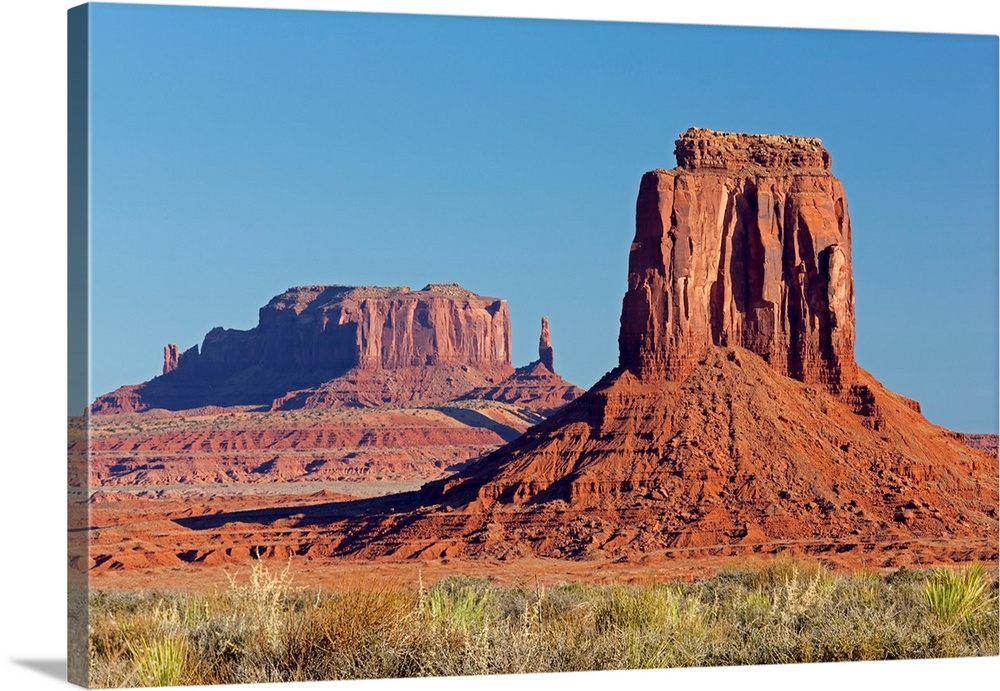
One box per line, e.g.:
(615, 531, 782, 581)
(91, 283, 514, 413)
(188, 283, 512, 375)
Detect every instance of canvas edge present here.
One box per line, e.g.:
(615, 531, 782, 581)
(67, 3, 91, 687)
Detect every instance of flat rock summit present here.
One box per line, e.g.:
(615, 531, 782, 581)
(324, 128, 997, 563)
(92, 283, 582, 415)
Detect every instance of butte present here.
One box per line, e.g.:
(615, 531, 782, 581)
(327, 128, 998, 566)
(91, 284, 581, 416)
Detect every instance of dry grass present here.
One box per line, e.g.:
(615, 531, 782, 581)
(88, 558, 999, 687)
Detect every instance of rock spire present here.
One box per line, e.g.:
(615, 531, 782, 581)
(539, 316, 554, 372)
(162, 344, 180, 374)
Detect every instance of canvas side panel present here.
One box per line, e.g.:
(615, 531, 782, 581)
(67, 4, 90, 688)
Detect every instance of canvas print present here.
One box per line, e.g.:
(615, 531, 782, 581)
(67, 2, 999, 688)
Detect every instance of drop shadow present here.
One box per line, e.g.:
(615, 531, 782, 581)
(11, 659, 66, 681)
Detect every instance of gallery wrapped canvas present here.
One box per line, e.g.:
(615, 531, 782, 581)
(66, 2, 998, 689)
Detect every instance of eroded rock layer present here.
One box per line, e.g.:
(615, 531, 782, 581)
(620, 127, 855, 393)
(400, 348, 996, 562)
(459, 361, 584, 416)
(319, 128, 996, 564)
(81, 403, 541, 489)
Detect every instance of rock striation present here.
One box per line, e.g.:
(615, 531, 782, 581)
(84, 403, 542, 489)
(91, 284, 581, 416)
(963, 433, 999, 457)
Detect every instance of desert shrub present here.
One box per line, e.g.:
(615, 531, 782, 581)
(849, 568, 883, 605)
(595, 583, 684, 632)
(540, 581, 592, 620)
(88, 558, 1000, 686)
(591, 582, 714, 669)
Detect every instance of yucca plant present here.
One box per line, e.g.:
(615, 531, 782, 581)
(127, 636, 187, 687)
(923, 563, 992, 627)
(423, 582, 494, 631)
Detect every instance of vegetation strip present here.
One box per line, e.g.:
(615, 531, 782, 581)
(88, 558, 999, 687)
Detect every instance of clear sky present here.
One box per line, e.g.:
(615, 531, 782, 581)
(85, 3, 998, 432)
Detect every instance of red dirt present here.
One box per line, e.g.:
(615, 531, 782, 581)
(82, 403, 540, 488)
(81, 348, 997, 590)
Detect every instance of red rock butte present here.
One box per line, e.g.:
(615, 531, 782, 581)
(328, 128, 997, 565)
(91, 283, 581, 415)
(621, 127, 854, 393)
(184, 283, 511, 376)
(83, 129, 997, 579)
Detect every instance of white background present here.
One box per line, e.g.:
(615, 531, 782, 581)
(1, 1, 997, 690)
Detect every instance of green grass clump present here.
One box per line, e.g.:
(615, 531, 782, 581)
(128, 636, 187, 687)
(88, 558, 999, 687)
(923, 562, 994, 628)
(422, 576, 494, 631)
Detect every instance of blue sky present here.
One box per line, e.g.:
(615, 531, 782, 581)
(85, 3, 998, 432)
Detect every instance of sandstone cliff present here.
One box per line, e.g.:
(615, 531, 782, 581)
(620, 128, 854, 393)
(92, 284, 582, 416)
(92, 284, 514, 413)
(197, 283, 512, 375)
(329, 129, 997, 565)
